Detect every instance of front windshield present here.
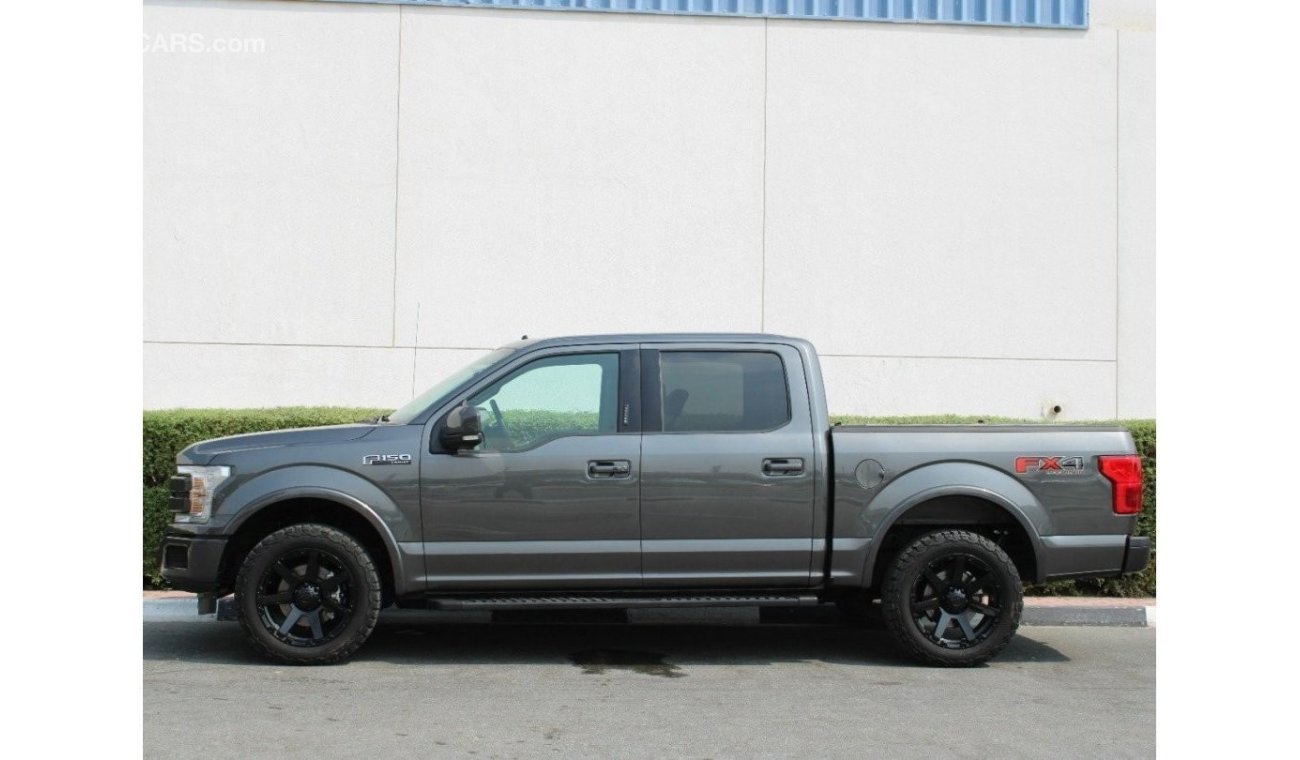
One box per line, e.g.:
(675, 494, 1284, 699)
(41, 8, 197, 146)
(386, 348, 516, 424)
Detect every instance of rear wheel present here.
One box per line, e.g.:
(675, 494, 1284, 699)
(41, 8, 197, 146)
(234, 523, 381, 665)
(880, 529, 1023, 667)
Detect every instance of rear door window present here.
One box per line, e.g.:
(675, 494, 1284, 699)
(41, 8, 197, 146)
(658, 351, 789, 432)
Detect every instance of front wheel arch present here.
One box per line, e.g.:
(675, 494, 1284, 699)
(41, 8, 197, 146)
(219, 497, 398, 606)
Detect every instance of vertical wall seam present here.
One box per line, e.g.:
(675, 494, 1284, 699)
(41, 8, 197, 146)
(760, 18, 769, 332)
(411, 303, 420, 397)
(391, 6, 404, 348)
(1114, 27, 1121, 419)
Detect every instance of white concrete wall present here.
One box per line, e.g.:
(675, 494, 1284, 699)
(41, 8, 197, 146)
(144, 0, 1155, 419)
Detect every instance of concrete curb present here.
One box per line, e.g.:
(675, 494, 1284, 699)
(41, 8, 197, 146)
(144, 592, 1156, 628)
(1022, 597, 1155, 627)
(1021, 605, 1152, 627)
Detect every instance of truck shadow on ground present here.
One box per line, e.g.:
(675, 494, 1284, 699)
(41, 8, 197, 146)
(144, 608, 1070, 670)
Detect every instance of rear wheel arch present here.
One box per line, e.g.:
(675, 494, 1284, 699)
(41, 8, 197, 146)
(219, 495, 400, 606)
(865, 492, 1043, 590)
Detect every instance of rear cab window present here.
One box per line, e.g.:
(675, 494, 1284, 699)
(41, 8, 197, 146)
(658, 351, 790, 432)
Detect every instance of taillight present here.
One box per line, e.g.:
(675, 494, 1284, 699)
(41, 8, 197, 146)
(1099, 455, 1143, 515)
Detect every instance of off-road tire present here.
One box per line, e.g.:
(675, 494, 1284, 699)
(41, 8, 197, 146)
(234, 523, 382, 665)
(880, 529, 1023, 667)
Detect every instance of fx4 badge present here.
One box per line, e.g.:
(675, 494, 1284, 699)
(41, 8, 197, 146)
(1015, 456, 1085, 475)
(363, 454, 412, 466)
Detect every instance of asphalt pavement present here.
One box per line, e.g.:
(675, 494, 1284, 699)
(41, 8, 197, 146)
(144, 604, 1155, 759)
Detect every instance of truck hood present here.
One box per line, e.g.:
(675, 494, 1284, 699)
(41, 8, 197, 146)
(182, 424, 378, 462)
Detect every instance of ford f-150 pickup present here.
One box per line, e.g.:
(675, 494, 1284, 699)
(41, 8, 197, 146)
(160, 333, 1148, 666)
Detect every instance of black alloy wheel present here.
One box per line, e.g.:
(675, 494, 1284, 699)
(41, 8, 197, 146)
(235, 524, 382, 665)
(880, 529, 1024, 667)
(254, 546, 354, 646)
(908, 551, 1003, 649)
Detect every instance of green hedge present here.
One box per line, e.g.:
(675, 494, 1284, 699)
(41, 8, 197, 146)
(144, 409, 1155, 597)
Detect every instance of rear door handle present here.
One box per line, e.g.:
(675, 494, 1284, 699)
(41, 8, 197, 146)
(762, 458, 805, 476)
(588, 460, 632, 478)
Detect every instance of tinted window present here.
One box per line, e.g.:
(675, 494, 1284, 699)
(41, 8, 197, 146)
(658, 351, 789, 432)
(467, 353, 619, 452)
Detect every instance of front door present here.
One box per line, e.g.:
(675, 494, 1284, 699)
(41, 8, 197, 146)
(639, 345, 817, 587)
(420, 347, 642, 590)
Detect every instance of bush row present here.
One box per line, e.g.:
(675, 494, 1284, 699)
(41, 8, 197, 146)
(144, 409, 1154, 596)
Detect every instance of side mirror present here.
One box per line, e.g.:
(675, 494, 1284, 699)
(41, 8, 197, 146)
(439, 404, 483, 451)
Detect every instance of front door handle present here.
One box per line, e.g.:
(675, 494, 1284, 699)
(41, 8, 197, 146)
(762, 458, 805, 476)
(588, 460, 632, 478)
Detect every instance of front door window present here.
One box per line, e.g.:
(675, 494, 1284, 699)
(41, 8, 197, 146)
(467, 353, 619, 453)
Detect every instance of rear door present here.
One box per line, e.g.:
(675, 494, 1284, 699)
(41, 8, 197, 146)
(639, 343, 817, 587)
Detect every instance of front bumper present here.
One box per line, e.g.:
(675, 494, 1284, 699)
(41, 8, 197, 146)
(1121, 535, 1151, 575)
(158, 532, 229, 593)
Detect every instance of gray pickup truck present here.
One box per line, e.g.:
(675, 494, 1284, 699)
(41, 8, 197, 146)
(160, 333, 1147, 667)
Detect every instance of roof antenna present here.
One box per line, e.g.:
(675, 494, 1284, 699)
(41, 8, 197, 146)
(520, 334, 528, 340)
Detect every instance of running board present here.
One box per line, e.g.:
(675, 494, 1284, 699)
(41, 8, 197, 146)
(426, 593, 821, 611)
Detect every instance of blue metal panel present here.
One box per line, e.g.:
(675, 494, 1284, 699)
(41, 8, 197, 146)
(319, 0, 1087, 28)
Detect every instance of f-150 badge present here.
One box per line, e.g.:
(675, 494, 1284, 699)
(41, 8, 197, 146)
(363, 454, 412, 466)
(1015, 456, 1085, 475)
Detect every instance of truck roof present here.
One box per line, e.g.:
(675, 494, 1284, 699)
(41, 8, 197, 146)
(503, 332, 813, 350)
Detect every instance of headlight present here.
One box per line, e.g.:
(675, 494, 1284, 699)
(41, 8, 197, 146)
(171, 465, 232, 523)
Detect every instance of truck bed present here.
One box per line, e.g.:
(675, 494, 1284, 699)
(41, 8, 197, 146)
(826, 424, 1139, 587)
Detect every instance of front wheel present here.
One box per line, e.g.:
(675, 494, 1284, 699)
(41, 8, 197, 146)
(234, 523, 382, 665)
(879, 529, 1023, 667)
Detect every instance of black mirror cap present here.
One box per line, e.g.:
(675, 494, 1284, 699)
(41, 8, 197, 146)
(440, 404, 483, 451)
